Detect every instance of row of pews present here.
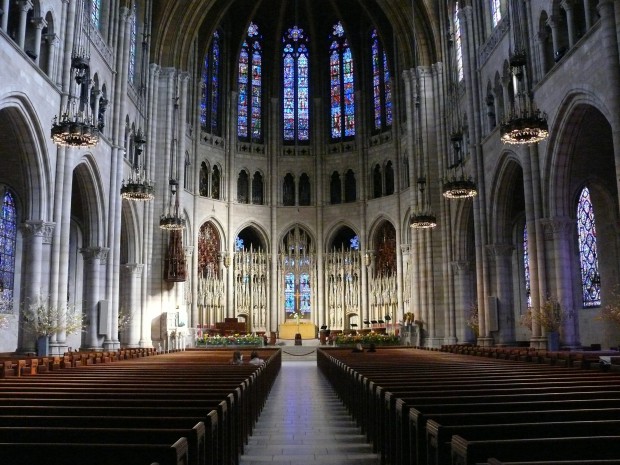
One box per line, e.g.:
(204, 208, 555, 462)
(0, 347, 281, 465)
(318, 346, 620, 465)
(0, 348, 158, 377)
(441, 343, 620, 369)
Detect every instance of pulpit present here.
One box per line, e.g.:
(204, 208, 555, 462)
(161, 310, 188, 351)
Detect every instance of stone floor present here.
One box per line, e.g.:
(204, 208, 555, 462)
(239, 359, 380, 465)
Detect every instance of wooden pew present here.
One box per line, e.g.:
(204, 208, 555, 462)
(452, 435, 620, 465)
(0, 437, 189, 465)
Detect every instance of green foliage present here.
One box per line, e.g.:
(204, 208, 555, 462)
(334, 332, 400, 346)
(197, 333, 263, 346)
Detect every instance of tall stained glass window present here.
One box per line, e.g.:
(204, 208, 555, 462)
(282, 26, 310, 142)
(285, 272, 295, 312)
(128, 2, 137, 84)
(371, 29, 392, 132)
(238, 23, 262, 141)
(0, 189, 17, 305)
(91, 0, 101, 29)
(577, 187, 601, 307)
(523, 224, 531, 308)
(299, 273, 311, 316)
(201, 31, 221, 134)
(454, 3, 464, 81)
(491, 0, 502, 27)
(329, 21, 355, 139)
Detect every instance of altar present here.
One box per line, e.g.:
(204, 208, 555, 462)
(278, 321, 316, 339)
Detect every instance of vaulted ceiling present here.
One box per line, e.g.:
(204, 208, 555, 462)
(151, 0, 442, 71)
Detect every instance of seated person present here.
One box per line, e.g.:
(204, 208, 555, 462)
(351, 343, 364, 353)
(231, 350, 244, 365)
(248, 350, 265, 366)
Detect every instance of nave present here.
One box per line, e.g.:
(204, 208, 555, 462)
(240, 360, 381, 465)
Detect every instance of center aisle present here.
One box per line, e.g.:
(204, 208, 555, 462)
(240, 359, 381, 465)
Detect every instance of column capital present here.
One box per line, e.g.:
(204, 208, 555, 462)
(31, 16, 47, 30)
(560, 0, 575, 11)
(451, 260, 471, 275)
(546, 15, 560, 28)
(43, 32, 60, 45)
(400, 244, 410, 254)
(122, 263, 144, 277)
(22, 220, 55, 243)
(17, 0, 33, 12)
(540, 217, 575, 240)
(485, 244, 514, 258)
(80, 246, 110, 262)
(184, 246, 194, 256)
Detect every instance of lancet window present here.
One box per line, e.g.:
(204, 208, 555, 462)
(238, 23, 262, 141)
(282, 26, 310, 142)
(329, 21, 355, 140)
(201, 31, 222, 134)
(577, 187, 601, 307)
(0, 189, 17, 305)
(370, 28, 392, 131)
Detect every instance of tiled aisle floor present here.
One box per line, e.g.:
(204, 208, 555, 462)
(240, 360, 381, 465)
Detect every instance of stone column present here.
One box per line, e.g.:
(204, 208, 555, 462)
(487, 244, 516, 345)
(121, 263, 143, 347)
(561, 0, 576, 48)
(537, 30, 550, 75)
(546, 15, 561, 58)
(541, 217, 579, 347)
(452, 261, 473, 342)
(1, 0, 9, 32)
(80, 247, 108, 350)
(43, 33, 59, 81)
(30, 16, 46, 65)
(583, 0, 593, 29)
(16, 0, 32, 49)
(17, 221, 54, 353)
(362, 251, 373, 325)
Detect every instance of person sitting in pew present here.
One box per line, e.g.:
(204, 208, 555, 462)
(352, 343, 364, 353)
(248, 351, 265, 366)
(231, 351, 244, 365)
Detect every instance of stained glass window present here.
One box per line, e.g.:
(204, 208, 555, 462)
(454, 3, 464, 81)
(577, 187, 601, 307)
(371, 29, 392, 132)
(523, 224, 531, 308)
(91, 0, 101, 28)
(329, 22, 355, 139)
(491, 0, 501, 27)
(0, 189, 16, 306)
(198, 222, 220, 277)
(235, 237, 244, 251)
(282, 26, 310, 141)
(201, 32, 221, 134)
(285, 272, 295, 311)
(350, 235, 360, 250)
(238, 23, 262, 141)
(128, 2, 137, 84)
(300, 273, 311, 315)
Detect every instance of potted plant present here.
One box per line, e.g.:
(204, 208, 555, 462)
(21, 296, 84, 355)
(520, 296, 563, 350)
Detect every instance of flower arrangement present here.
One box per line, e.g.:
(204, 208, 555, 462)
(197, 333, 263, 346)
(519, 296, 563, 332)
(21, 295, 84, 337)
(334, 332, 400, 346)
(596, 286, 620, 327)
(466, 303, 479, 337)
(403, 312, 415, 325)
(118, 307, 133, 332)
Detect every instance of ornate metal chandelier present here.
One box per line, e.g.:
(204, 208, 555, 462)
(120, 130, 154, 201)
(51, 0, 99, 148)
(442, 132, 478, 199)
(160, 180, 186, 230)
(410, 177, 437, 230)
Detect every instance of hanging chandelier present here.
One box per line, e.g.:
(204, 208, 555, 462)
(442, 132, 478, 199)
(120, 130, 154, 201)
(500, 6, 548, 145)
(51, 0, 99, 148)
(160, 179, 186, 230)
(411, 177, 437, 230)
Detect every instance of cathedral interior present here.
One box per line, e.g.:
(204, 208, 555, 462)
(0, 0, 619, 355)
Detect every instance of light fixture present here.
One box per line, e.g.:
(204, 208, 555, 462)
(51, 0, 99, 148)
(160, 180, 186, 230)
(500, 3, 548, 145)
(121, 25, 153, 201)
(120, 129, 155, 201)
(442, 132, 478, 199)
(411, 177, 437, 230)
